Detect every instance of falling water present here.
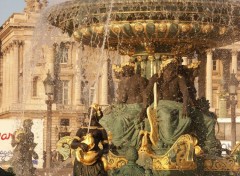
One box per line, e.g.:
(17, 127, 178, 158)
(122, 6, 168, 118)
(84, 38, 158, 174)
(87, 0, 115, 133)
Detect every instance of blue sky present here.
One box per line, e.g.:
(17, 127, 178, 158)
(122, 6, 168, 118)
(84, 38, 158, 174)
(0, 0, 25, 26)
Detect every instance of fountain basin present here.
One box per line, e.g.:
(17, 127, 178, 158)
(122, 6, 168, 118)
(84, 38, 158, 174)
(47, 0, 240, 55)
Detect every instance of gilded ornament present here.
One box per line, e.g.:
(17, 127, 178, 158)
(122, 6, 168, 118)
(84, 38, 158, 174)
(134, 23, 144, 32)
(94, 26, 104, 35)
(201, 24, 213, 34)
(56, 136, 80, 161)
(106, 151, 128, 170)
(158, 23, 167, 33)
(219, 27, 227, 35)
(80, 28, 91, 36)
(111, 24, 121, 34)
(137, 56, 143, 62)
(138, 130, 155, 156)
(187, 61, 201, 69)
(147, 107, 159, 146)
(204, 158, 236, 171)
(152, 134, 197, 170)
(73, 30, 82, 40)
(180, 23, 192, 33)
(14, 128, 25, 143)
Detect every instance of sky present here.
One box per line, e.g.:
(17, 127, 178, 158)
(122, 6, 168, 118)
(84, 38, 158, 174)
(0, 0, 68, 26)
(0, 0, 25, 26)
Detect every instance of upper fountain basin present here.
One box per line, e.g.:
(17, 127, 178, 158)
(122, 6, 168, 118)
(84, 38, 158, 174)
(47, 0, 240, 55)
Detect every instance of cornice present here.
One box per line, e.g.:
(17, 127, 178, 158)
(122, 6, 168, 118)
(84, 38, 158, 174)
(231, 50, 238, 57)
(1, 40, 24, 55)
(206, 49, 213, 56)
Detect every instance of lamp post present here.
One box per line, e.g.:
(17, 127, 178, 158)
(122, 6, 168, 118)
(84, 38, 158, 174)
(229, 72, 239, 148)
(43, 71, 55, 169)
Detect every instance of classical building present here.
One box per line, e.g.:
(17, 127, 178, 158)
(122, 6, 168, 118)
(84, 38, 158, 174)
(0, 0, 89, 163)
(0, 0, 239, 167)
(0, 1, 119, 167)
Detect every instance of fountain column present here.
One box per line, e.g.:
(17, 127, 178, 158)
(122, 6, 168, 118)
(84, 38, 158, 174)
(206, 49, 213, 107)
(231, 50, 238, 73)
(182, 56, 188, 65)
(101, 57, 109, 105)
(12, 41, 19, 103)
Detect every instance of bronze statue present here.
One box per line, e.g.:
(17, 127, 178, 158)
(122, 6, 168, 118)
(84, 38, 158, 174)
(11, 119, 38, 176)
(0, 167, 15, 176)
(178, 60, 201, 107)
(116, 62, 148, 104)
(71, 104, 109, 176)
(142, 58, 192, 119)
(100, 62, 148, 153)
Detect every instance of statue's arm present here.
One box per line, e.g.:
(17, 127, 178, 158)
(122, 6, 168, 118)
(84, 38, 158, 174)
(178, 76, 190, 117)
(140, 74, 159, 120)
(71, 129, 86, 150)
(101, 129, 109, 154)
(116, 83, 128, 103)
(11, 133, 17, 147)
(143, 74, 158, 108)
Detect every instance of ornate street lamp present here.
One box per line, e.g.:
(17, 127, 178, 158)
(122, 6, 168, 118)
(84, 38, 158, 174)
(228, 72, 239, 148)
(43, 71, 54, 169)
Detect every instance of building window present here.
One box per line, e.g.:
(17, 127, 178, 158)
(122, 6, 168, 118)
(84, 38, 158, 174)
(213, 60, 217, 71)
(60, 118, 70, 126)
(32, 76, 38, 97)
(237, 58, 240, 71)
(59, 80, 69, 105)
(59, 43, 68, 64)
(89, 87, 95, 106)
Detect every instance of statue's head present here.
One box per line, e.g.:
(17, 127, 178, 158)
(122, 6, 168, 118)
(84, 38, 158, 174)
(23, 119, 33, 129)
(88, 103, 103, 122)
(196, 97, 210, 111)
(112, 64, 123, 79)
(161, 59, 178, 80)
(121, 62, 135, 77)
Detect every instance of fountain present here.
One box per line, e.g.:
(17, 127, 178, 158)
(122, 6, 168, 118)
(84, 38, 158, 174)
(47, 0, 240, 56)
(46, 0, 240, 175)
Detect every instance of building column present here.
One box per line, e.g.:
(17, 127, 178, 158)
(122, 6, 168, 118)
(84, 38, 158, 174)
(192, 58, 199, 99)
(2, 50, 7, 110)
(206, 49, 213, 107)
(46, 44, 56, 75)
(101, 57, 109, 105)
(6, 50, 10, 109)
(18, 41, 24, 103)
(231, 50, 238, 73)
(12, 41, 19, 103)
(74, 45, 81, 105)
(9, 45, 14, 107)
(23, 40, 32, 103)
(0, 55, 3, 108)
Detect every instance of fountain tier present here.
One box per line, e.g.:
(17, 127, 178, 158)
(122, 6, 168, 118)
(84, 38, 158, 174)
(47, 0, 240, 55)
